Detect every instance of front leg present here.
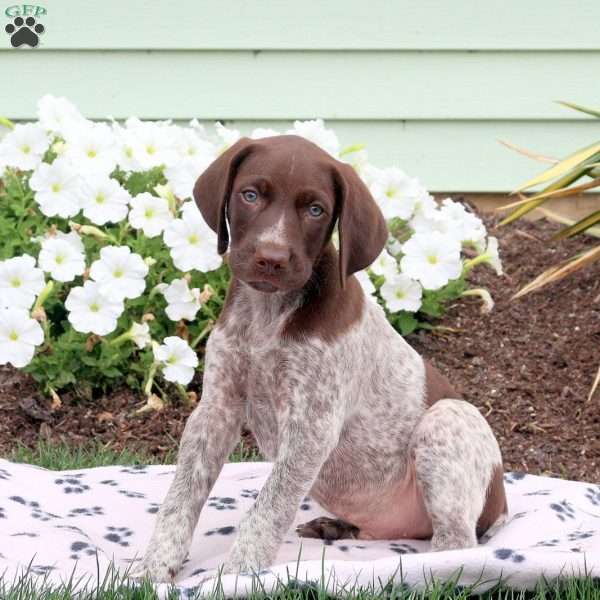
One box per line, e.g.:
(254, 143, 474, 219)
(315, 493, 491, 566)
(224, 386, 345, 575)
(136, 330, 246, 582)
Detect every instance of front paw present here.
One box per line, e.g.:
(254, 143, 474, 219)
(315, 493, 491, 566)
(131, 552, 183, 583)
(223, 539, 272, 576)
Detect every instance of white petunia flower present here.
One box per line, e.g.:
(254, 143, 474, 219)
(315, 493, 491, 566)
(29, 158, 82, 218)
(121, 118, 176, 169)
(0, 255, 45, 309)
(62, 122, 118, 175)
(369, 167, 427, 221)
(80, 174, 131, 225)
(128, 192, 173, 238)
(157, 278, 202, 321)
(37, 95, 87, 137)
(0, 123, 50, 171)
(38, 236, 86, 282)
(478, 236, 503, 276)
(153, 336, 199, 385)
(163, 202, 222, 272)
(89, 245, 148, 302)
(380, 273, 423, 313)
(0, 308, 44, 368)
(65, 280, 124, 335)
(343, 148, 369, 176)
(286, 119, 340, 156)
(354, 270, 377, 301)
(130, 322, 151, 349)
(112, 123, 147, 172)
(171, 128, 216, 163)
(164, 155, 214, 200)
(215, 122, 241, 150)
(369, 249, 398, 279)
(439, 198, 487, 247)
(400, 231, 463, 291)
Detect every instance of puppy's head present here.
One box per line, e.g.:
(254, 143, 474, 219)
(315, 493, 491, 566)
(193, 134, 387, 293)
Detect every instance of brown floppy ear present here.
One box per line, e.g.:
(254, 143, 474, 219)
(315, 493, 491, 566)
(333, 162, 388, 288)
(193, 137, 255, 255)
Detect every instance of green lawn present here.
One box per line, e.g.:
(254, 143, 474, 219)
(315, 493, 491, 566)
(2, 443, 599, 600)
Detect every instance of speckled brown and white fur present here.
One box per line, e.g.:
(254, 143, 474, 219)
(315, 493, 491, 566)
(137, 135, 507, 582)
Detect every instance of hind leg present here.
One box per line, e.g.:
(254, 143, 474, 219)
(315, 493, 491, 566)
(410, 398, 506, 551)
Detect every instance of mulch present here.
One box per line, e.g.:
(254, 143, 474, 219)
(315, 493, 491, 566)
(1, 212, 599, 482)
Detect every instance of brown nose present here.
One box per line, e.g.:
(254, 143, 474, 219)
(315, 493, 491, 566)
(254, 244, 290, 273)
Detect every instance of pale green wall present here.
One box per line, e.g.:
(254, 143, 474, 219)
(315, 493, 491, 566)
(2, 0, 600, 191)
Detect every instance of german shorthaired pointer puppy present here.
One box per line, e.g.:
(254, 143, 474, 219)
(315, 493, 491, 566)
(138, 135, 508, 581)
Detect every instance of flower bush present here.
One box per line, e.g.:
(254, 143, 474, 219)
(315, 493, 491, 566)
(0, 96, 502, 403)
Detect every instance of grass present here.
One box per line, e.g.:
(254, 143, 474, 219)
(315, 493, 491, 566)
(6, 439, 262, 470)
(2, 442, 599, 599)
(0, 564, 599, 600)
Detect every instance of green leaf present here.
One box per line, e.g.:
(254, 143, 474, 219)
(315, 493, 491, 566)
(514, 142, 600, 192)
(553, 209, 600, 240)
(557, 100, 600, 118)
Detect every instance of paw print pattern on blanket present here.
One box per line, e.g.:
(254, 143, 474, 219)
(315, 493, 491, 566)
(550, 500, 576, 521)
(207, 496, 237, 510)
(10, 496, 62, 521)
(2, 461, 600, 597)
(119, 465, 148, 475)
(54, 474, 90, 494)
(585, 486, 600, 506)
(67, 506, 104, 518)
(104, 526, 134, 547)
(504, 472, 526, 484)
(240, 488, 259, 500)
(118, 489, 145, 499)
(70, 541, 99, 560)
(494, 548, 526, 563)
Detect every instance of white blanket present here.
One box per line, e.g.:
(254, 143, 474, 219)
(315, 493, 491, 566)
(0, 459, 599, 597)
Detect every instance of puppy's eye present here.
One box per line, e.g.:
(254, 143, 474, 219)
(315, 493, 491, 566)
(308, 204, 324, 217)
(242, 190, 258, 203)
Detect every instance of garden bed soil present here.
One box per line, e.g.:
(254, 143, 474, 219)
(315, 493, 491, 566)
(1, 212, 599, 482)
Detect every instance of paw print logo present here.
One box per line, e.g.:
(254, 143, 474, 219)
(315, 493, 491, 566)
(54, 474, 90, 494)
(5, 16, 45, 48)
(104, 526, 134, 547)
(207, 496, 237, 510)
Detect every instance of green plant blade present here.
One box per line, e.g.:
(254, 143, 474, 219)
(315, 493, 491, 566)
(514, 142, 600, 193)
(501, 163, 593, 225)
(553, 209, 600, 240)
(558, 100, 600, 118)
(497, 176, 600, 213)
(512, 243, 600, 299)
